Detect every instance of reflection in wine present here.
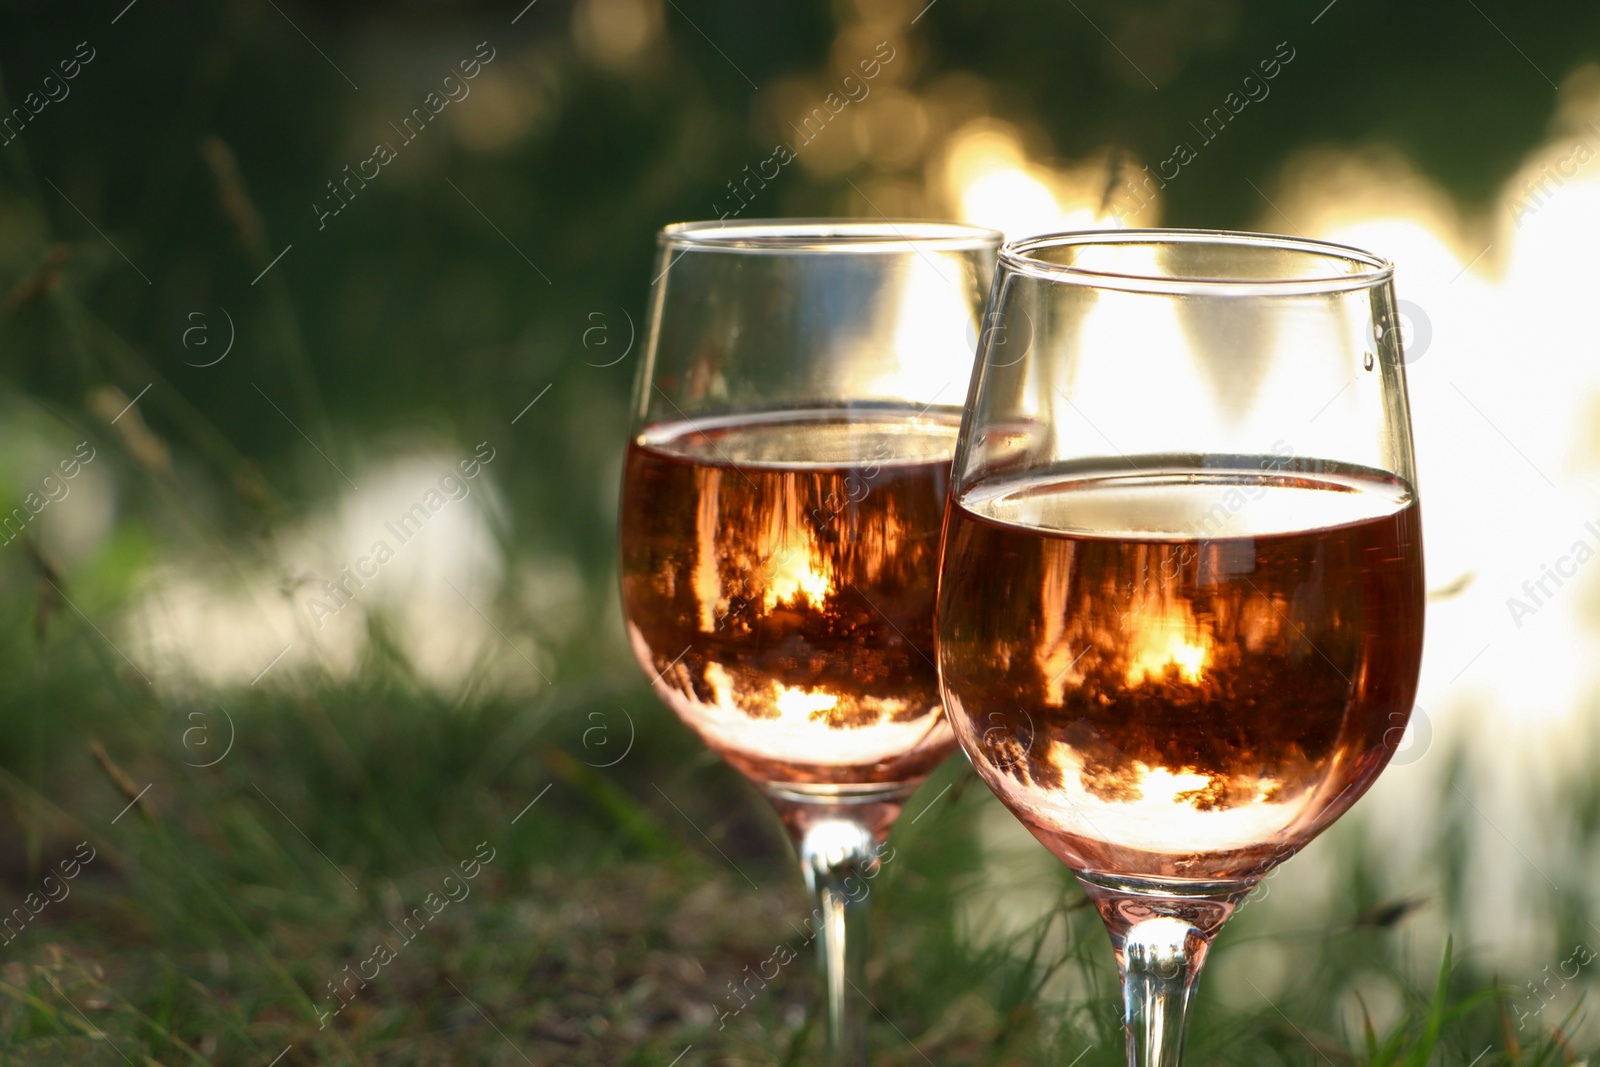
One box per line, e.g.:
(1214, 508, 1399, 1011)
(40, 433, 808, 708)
(938, 466, 1425, 884)
(620, 408, 961, 791)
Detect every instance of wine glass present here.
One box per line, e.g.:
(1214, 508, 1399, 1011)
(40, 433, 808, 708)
(619, 218, 1002, 1065)
(936, 229, 1425, 1067)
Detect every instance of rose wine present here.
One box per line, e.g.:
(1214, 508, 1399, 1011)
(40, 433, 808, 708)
(938, 465, 1424, 884)
(620, 408, 960, 790)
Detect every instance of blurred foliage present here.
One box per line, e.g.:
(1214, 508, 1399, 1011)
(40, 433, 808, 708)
(1, 0, 1594, 560)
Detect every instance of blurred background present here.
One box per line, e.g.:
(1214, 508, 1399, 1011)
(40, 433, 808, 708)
(2, 0, 1600, 1062)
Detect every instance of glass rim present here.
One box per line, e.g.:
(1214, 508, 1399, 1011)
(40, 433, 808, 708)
(658, 218, 1004, 253)
(1000, 228, 1395, 296)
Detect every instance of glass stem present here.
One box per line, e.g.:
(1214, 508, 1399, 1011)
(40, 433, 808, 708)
(798, 816, 877, 1067)
(1079, 874, 1246, 1067)
(1118, 915, 1207, 1067)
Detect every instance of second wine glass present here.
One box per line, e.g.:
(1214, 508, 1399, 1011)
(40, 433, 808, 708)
(620, 219, 1001, 1066)
(937, 229, 1426, 1066)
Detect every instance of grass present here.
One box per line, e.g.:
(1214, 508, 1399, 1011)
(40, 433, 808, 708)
(0, 625, 1590, 1066)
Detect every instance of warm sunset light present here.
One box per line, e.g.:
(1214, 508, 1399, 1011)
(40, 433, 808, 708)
(762, 546, 835, 609)
(773, 682, 841, 719)
(1132, 765, 1215, 806)
(942, 119, 1136, 235)
(1124, 606, 1213, 687)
